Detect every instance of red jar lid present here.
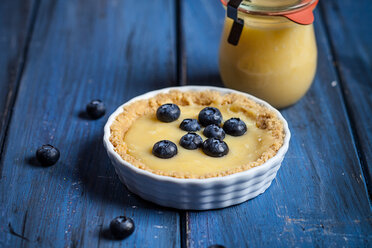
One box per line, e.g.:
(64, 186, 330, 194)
(283, 0, 318, 24)
(220, 0, 319, 25)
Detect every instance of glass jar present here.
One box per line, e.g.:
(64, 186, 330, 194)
(219, 0, 318, 108)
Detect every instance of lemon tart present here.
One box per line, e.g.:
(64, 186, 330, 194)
(109, 90, 284, 179)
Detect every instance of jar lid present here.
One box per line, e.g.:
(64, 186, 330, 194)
(221, 0, 318, 25)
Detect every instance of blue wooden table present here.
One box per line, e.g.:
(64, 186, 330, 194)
(0, 0, 371, 247)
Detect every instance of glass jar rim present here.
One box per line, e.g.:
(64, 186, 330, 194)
(220, 0, 317, 16)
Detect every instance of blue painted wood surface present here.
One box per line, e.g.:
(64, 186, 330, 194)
(0, 0, 371, 247)
(0, 0, 180, 247)
(181, 1, 372, 247)
(320, 0, 372, 196)
(0, 0, 37, 154)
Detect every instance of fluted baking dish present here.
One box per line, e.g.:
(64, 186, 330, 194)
(103, 86, 290, 210)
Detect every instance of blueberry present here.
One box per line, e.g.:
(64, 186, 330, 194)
(86, 100, 105, 119)
(223, 118, 247, 136)
(202, 138, 229, 157)
(156, 103, 180, 122)
(198, 107, 223, 127)
(203, 124, 225, 140)
(179, 118, 201, 132)
(180, 133, 203, 150)
(152, 140, 178, 158)
(36, 144, 60, 166)
(109, 216, 135, 239)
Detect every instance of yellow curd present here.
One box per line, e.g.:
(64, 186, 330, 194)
(123, 104, 276, 177)
(110, 90, 285, 178)
(219, 16, 317, 108)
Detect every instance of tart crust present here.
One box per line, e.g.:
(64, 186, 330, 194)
(110, 90, 285, 179)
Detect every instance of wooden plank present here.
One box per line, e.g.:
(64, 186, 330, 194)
(0, 0, 180, 247)
(319, 0, 372, 197)
(182, 1, 372, 247)
(181, 0, 224, 86)
(0, 0, 37, 155)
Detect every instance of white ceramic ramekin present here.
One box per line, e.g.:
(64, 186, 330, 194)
(103, 86, 290, 210)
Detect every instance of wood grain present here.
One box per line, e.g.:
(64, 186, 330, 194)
(181, 0, 224, 86)
(1, 0, 372, 247)
(0, 0, 180, 247)
(182, 1, 372, 247)
(319, 0, 372, 198)
(0, 0, 38, 160)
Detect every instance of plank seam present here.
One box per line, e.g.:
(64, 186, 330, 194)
(318, 3, 372, 205)
(180, 211, 187, 248)
(0, 0, 41, 178)
(176, 0, 187, 85)
(177, 1, 189, 247)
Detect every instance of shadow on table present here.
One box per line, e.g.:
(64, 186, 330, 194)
(76, 133, 171, 211)
(185, 75, 224, 87)
(26, 156, 43, 167)
(337, 54, 372, 90)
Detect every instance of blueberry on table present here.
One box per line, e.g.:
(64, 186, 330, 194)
(156, 103, 181, 122)
(223, 118, 247, 136)
(179, 118, 201, 132)
(152, 140, 178, 158)
(203, 124, 225, 140)
(109, 216, 135, 239)
(180, 133, 203, 150)
(198, 107, 223, 126)
(36, 144, 60, 166)
(86, 100, 106, 119)
(208, 245, 226, 248)
(202, 138, 229, 157)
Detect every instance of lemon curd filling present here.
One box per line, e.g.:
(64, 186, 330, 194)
(124, 104, 274, 177)
(110, 90, 284, 179)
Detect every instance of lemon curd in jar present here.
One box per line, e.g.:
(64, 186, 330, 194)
(219, 15, 317, 108)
